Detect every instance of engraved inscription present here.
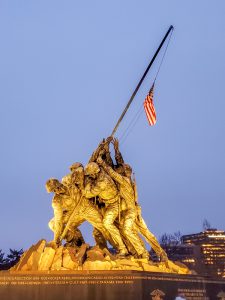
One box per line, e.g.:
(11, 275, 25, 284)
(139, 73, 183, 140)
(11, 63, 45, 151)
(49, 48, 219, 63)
(177, 288, 209, 300)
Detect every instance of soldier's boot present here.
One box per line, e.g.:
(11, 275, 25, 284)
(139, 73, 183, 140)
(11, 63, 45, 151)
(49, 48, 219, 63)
(64, 229, 85, 248)
(117, 246, 129, 257)
(139, 250, 150, 260)
(93, 228, 108, 250)
(159, 251, 169, 268)
(159, 250, 168, 262)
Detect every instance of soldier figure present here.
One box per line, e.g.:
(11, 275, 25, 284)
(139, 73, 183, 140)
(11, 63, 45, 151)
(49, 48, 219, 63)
(135, 204, 168, 261)
(60, 164, 114, 250)
(89, 137, 114, 167)
(84, 162, 129, 256)
(46, 178, 85, 247)
(45, 137, 169, 262)
(97, 156, 149, 259)
(100, 137, 167, 261)
(46, 168, 113, 250)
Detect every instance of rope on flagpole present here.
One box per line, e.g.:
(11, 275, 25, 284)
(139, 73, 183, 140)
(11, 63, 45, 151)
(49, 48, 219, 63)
(119, 102, 143, 140)
(118, 28, 174, 145)
(153, 28, 174, 83)
(120, 106, 144, 145)
(110, 26, 174, 138)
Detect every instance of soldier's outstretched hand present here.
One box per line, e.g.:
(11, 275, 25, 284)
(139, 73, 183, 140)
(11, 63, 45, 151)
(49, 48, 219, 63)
(113, 138, 119, 150)
(103, 136, 113, 151)
(106, 136, 113, 144)
(97, 156, 103, 165)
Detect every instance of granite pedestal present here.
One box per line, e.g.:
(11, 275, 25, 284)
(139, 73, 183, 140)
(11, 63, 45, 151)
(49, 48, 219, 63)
(1, 271, 225, 300)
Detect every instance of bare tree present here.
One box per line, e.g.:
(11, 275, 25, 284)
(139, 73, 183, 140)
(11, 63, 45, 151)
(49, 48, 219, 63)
(159, 231, 182, 246)
(203, 219, 211, 231)
(158, 231, 183, 261)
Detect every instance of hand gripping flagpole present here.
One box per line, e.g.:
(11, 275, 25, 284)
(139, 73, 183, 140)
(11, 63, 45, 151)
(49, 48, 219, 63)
(110, 25, 174, 137)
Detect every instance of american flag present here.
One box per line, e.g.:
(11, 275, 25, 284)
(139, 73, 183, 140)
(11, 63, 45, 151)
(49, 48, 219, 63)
(144, 83, 156, 126)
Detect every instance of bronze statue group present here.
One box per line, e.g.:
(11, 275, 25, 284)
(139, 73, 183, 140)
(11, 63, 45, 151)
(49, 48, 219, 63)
(46, 137, 168, 262)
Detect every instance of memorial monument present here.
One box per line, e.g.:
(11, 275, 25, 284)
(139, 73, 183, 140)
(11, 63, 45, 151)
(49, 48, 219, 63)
(1, 26, 225, 300)
(9, 136, 189, 274)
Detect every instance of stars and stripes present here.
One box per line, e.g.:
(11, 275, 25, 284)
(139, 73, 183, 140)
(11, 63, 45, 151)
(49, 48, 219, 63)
(143, 83, 156, 126)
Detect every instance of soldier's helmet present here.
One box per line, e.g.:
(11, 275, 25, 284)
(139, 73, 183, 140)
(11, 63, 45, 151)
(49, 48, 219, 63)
(69, 162, 83, 172)
(84, 162, 100, 175)
(71, 166, 84, 184)
(123, 164, 132, 175)
(74, 166, 84, 173)
(45, 178, 61, 193)
(73, 166, 84, 177)
(61, 174, 72, 186)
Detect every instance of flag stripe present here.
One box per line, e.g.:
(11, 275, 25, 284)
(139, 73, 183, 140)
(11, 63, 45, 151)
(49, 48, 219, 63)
(145, 106, 156, 125)
(143, 85, 156, 126)
(145, 103, 156, 125)
(144, 96, 156, 118)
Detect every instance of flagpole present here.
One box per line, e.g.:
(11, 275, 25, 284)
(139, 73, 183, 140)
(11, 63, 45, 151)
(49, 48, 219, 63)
(110, 25, 174, 137)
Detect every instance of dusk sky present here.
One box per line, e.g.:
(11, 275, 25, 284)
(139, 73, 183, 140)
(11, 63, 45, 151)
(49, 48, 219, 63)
(0, 1, 225, 253)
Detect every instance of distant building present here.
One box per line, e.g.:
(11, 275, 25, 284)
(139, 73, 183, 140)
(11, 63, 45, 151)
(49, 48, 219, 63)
(182, 228, 225, 278)
(157, 228, 225, 278)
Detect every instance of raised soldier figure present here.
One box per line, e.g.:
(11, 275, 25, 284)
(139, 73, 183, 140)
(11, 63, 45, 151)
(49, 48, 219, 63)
(113, 138, 124, 170)
(135, 204, 168, 261)
(84, 162, 128, 256)
(104, 137, 168, 261)
(89, 137, 114, 167)
(115, 139, 168, 261)
(97, 156, 149, 259)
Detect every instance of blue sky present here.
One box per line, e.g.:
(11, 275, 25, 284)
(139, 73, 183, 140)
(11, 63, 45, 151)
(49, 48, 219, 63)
(0, 1, 225, 253)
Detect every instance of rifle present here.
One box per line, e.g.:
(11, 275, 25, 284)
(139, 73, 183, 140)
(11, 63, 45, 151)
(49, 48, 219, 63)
(60, 195, 84, 242)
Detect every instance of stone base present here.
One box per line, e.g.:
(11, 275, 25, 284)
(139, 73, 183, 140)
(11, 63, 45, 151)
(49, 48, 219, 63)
(10, 239, 190, 274)
(0, 270, 225, 300)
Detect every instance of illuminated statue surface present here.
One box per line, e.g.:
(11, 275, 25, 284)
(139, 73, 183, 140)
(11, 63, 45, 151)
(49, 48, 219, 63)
(11, 138, 190, 274)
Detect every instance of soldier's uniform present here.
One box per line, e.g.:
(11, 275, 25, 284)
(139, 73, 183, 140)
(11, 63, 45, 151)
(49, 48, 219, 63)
(131, 176, 167, 260)
(89, 138, 114, 167)
(63, 193, 113, 248)
(49, 219, 84, 247)
(84, 163, 128, 255)
(47, 176, 111, 249)
(48, 184, 84, 245)
(100, 160, 148, 258)
(134, 205, 168, 261)
(60, 173, 113, 249)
